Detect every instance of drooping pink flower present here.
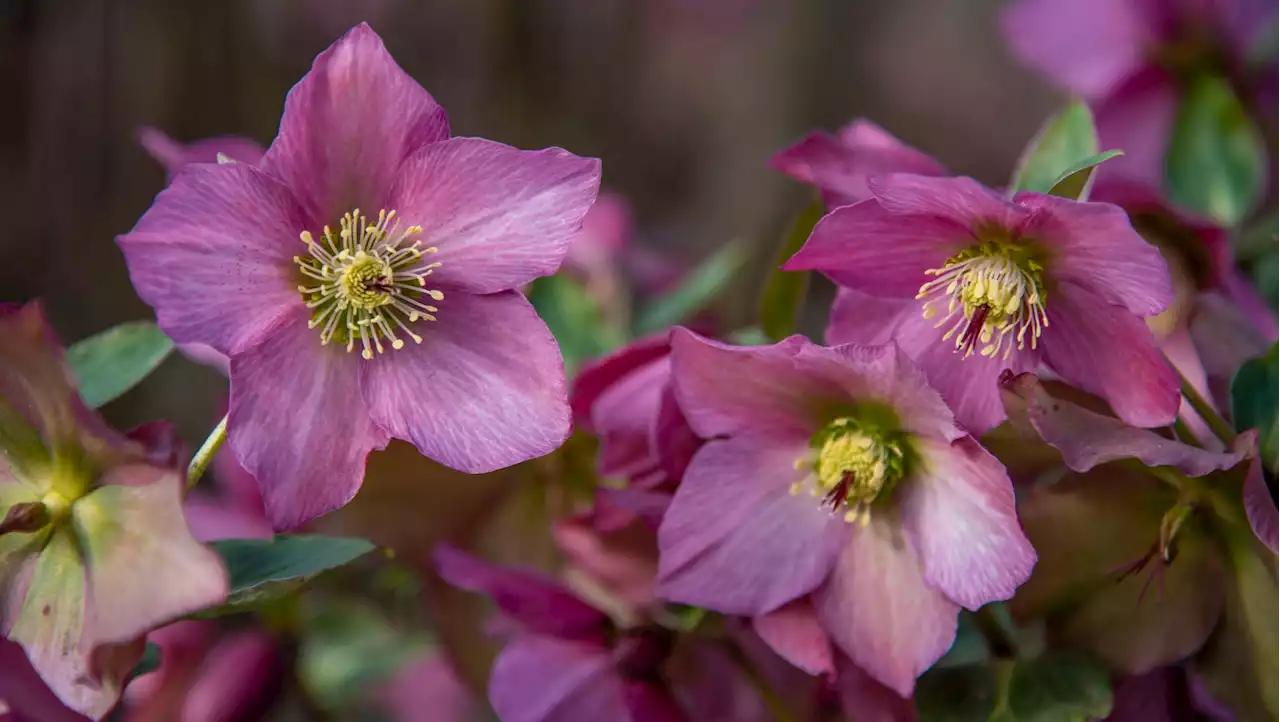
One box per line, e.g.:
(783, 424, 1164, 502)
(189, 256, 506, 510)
(137, 127, 265, 180)
(771, 119, 946, 208)
(656, 329, 1035, 695)
(0, 303, 228, 719)
(787, 173, 1178, 435)
(1001, 0, 1276, 191)
(571, 337, 700, 490)
(118, 24, 602, 529)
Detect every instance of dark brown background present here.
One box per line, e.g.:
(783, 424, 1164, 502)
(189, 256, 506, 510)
(0, 0, 1058, 441)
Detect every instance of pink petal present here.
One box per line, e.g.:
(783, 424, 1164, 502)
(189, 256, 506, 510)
(824, 287, 918, 346)
(813, 519, 960, 697)
(656, 435, 844, 616)
(836, 657, 918, 722)
(180, 631, 282, 722)
(360, 290, 569, 474)
(0, 639, 93, 722)
(1041, 281, 1180, 428)
(136, 127, 264, 178)
(1244, 458, 1278, 553)
(1160, 327, 1219, 450)
(176, 342, 230, 376)
(1189, 292, 1272, 405)
(378, 653, 476, 722)
(1094, 69, 1179, 191)
(258, 23, 450, 223)
(1106, 669, 1183, 722)
(623, 680, 689, 722)
(183, 496, 274, 542)
(867, 174, 1024, 230)
(572, 336, 671, 427)
(117, 163, 308, 356)
(782, 199, 969, 296)
(487, 635, 625, 722)
(1015, 192, 1173, 317)
(71, 465, 228, 645)
(900, 436, 1036, 610)
(1001, 372, 1245, 476)
(433, 545, 609, 640)
(1000, 0, 1151, 98)
(553, 509, 659, 613)
(590, 357, 670, 479)
(752, 598, 835, 677)
(388, 137, 602, 294)
(228, 313, 390, 530)
(652, 384, 700, 485)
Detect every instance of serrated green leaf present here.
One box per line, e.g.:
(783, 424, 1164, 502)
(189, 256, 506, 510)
(1231, 343, 1278, 471)
(196, 535, 375, 618)
(759, 198, 823, 341)
(1045, 149, 1123, 201)
(634, 240, 749, 335)
(67, 321, 174, 408)
(1166, 74, 1266, 226)
(528, 274, 625, 376)
(1010, 101, 1100, 195)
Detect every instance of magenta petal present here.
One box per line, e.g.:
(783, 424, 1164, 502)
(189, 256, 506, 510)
(488, 635, 625, 722)
(656, 436, 844, 616)
(591, 357, 670, 479)
(999, 0, 1150, 97)
(361, 290, 569, 474)
(1244, 458, 1278, 553)
(136, 126, 265, 177)
(180, 631, 281, 722)
(1015, 193, 1173, 317)
(836, 657, 917, 722)
(0, 639, 91, 722)
(900, 437, 1035, 610)
(1002, 372, 1245, 476)
(228, 314, 390, 529)
(117, 163, 308, 356)
(825, 287, 919, 347)
(259, 23, 450, 222)
(813, 520, 960, 697)
(652, 384, 699, 484)
(1042, 282, 1180, 428)
(183, 496, 275, 542)
(783, 200, 969, 297)
(433, 545, 608, 640)
(1094, 69, 1179, 191)
(752, 598, 835, 677)
(572, 336, 671, 426)
(623, 680, 689, 722)
(378, 654, 476, 722)
(388, 138, 602, 294)
(868, 174, 1024, 229)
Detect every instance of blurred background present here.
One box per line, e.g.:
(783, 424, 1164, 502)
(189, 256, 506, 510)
(0, 0, 1060, 442)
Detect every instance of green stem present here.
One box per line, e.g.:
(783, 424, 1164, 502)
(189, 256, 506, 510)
(722, 639, 797, 722)
(1172, 417, 1202, 447)
(971, 605, 1020, 659)
(1178, 374, 1236, 447)
(187, 414, 227, 489)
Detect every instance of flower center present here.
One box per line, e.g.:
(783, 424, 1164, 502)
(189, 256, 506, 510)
(916, 241, 1048, 361)
(791, 418, 905, 525)
(294, 209, 444, 359)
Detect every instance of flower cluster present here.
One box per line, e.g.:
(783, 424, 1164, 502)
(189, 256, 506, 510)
(2, 8, 1276, 722)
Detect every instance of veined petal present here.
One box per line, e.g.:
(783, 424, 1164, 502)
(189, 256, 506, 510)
(900, 436, 1035, 610)
(117, 163, 308, 357)
(836, 657, 917, 722)
(259, 23, 450, 222)
(488, 634, 625, 722)
(360, 290, 569, 474)
(388, 138, 602, 294)
(752, 598, 835, 677)
(572, 335, 671, 427)
(656, 435, 844, 616)
(71, 465, 228, 645)
(814, 519, 959, 697)
(1041, 281, 1180, 428)
(591, 357, 670, 479)
(867, 174, 1024, 230)
(1244, 458, 1278, 553)
(228, 312, 390, 530)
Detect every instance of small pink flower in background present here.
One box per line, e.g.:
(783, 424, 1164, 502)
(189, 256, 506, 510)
(786, 173, 1178, 434)
(1001, 0, 1276, 191)
(118, 24, 602, 529)
(771, 119, 946, 208)
(571, 337, 699, 490)
(0, 303, 228, 719)
(137, 127, 265, 180)
(656, 329, 1035, 695)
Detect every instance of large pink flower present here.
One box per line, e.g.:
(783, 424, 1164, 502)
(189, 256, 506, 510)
(118, 24, 602, 529)
(655, 330, 1035, 695)
(787, 173, 1178, 435)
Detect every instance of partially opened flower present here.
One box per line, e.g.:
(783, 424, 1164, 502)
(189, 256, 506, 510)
(656, 329, 1035, 695)
(0, 303, 228, 718)
(118, 24, 602, 528)
(788, 173, 1178, 434)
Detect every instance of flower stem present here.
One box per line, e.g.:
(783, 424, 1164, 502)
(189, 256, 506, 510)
(971, 605, 1019, 659)
(187, 414, 228, 489)
(722, 639, 797, 722)
(1178, 375, 1236, 447)
(1172, 417, 1202, 447)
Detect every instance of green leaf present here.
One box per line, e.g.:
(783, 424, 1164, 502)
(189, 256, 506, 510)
(298, 601, 428, 709)
(759, 199, 824, 341)
(197, 535, 375, 617)
(1010, 101, 1100, 196)
(918, 652, 1111, 722)
(916, 663, 1000, 722)
(67, 321, 174, 408)
(1166, 74, 1266, 226)
(129, 642, 162, 681)
(1045, 149, 1123, 201)
(1231, 343, 1279, 470)
(634, 240, 749, 335)
(528, 275, 625, 376)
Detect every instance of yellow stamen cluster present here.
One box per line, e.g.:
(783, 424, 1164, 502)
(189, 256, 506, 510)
(294, 209, 443, 360)
(791, 418, 904, 526)
(916, 242, 1049, 360)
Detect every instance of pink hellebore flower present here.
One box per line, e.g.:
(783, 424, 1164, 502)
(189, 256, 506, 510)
(571, 337, 699, 490)
(656, 329, 1035, 695)
(1001, 0, 1276, 190)
(787, 173, 1179, 435)
(0, 303, 228, 719)
(118, 24, 602, 529)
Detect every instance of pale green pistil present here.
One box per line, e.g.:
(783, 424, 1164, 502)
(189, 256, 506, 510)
(792, 417, 905, 525)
